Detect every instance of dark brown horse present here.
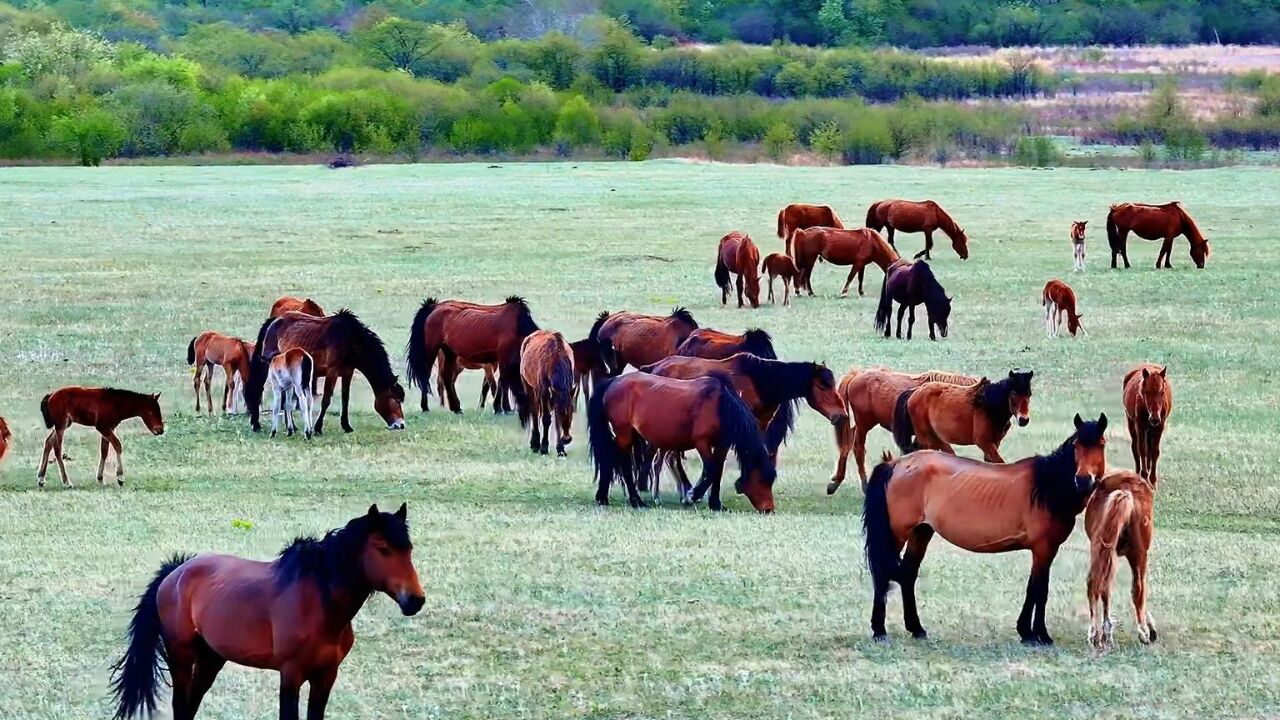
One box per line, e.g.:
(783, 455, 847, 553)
(1106, 202, 1210, 269)
(405, 296, 538, 416)
(863, 414, 1109, 645)
(791, 227, 900, 296)
(38, 387, 165, 488)
(760, 253, 800, 305)
(435, 355, 500, 411)
(590, 308, 698, 375)
(874, 260, 952, 341)
(675, 327, 776, 360)
(1122, 364, 1173, 485)
(270, 296, 325, 318)
(570, 337, 605, 405)
(110, 504, 424, 720)
(777, 203, 843, 255)
(714, 231, 762, 308)
(248, 310, 405, 434)
(520, 330, 576, 456)
(866, 199, 970, 260)
(187, 331, 254, 415)
(893, 370, 1035, 462)
(1086, 469, 1157, 648)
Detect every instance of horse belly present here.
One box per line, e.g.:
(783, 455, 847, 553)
(920, 479, 1027, 553)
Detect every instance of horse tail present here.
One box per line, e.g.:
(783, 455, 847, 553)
(299, 352, 314, 394)
(245, 317, 274, 431)
(891, 389, 918, 453)
(1090, 490, 1133, 602)
(776, 208, 786, 239)
(1106, 206, 1122, 252)
(763, 400, 796, 454)
(587, 376, 618, 499)
(405, 298, 439, 393)
(716, 380, 776, 486)
(874, 271, 893, 332)
(863, 460, 901, 596)
(110, 553, 191, 720)
(186, 337, 196, 365)
(552, 351, 574, 420)
(714, 251, 731, 291)
(40, 393, 53, 428)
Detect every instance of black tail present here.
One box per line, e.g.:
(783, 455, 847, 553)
(40, 393, 53, 428)
(588, 311, 619, 376)
(405, 298, 439, 401)
(186, 337, 196, 365)
(862, 461, 901, 597)
(891, 389, 918, 453)
(1106, 208, 1122, 253)
(874, 272, 894, 333)
(716, 381, 776, 486)
(714, 253, 730, 292)
(299, 352, 314, 393)
(245, 317, 274, 431)
(110, 554, 191, 720)
(587, 376, 619, 504)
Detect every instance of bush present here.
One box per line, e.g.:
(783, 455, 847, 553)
(1012, 136, 1063, 166)
(842, 114, 893, 164)
(808, 120, 843, 161)
(553, 95, 600, 153)
(50, 108, 125, 165)
(763, 121, 795, 162)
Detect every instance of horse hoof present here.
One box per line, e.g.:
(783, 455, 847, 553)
(911, 630, 928, 640)
(873, 634, 890, 645)
(270, 430, 277, 438)
(117, 477, 124, 487)
(97, 476, 105, 486)
(557, 449, 567, 457)
(825, 480, 842, 495)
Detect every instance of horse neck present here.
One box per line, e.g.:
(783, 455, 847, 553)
(107, 391, 151, 423)
(1031, 439, 1085, 518)
(934, 207, 961, 240)
(740, 357, 810, 405)
(975, 380, 1013, 426)
(870, 234, 898, 268)
(1178, 209, 1206, 243)
(350, 342, 394, 391)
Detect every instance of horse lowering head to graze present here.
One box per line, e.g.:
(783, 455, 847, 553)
(591, 307, 698, 375)
(1042, 279, 1085, 338)
(714, 231, 762, 308)
(777, 203, 843, 256)
(520, 330, 576, 456)
(0, 416, 12, 466)
(866, 199, 969, 261)
(1106, 202, 1209, 269)
(675, 327, 776, 360)
(874, 260, 952, 341)
(38, 387, 164, 488)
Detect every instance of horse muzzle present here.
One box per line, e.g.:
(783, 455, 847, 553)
(152, 428, 165, 436)
(1017, 416, 1029, 427)
(830, 414, 848, 427)
(388, 420, 406, 431)
(397, 592, 425, 616)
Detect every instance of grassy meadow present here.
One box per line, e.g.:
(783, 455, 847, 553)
(0, 161, 1278, 719)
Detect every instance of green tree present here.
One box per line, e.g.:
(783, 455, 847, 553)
(818, 0, 852, 45)
(50, 108, 125, 165)
(3, 24, 114, 81)
(809, 120, 844, 161)
(763, 122, 795, 162)
(589, 27, 642, 92)
(553, 95, 600, 153)
(531, 32, 581, 90)
(353, 19, 476, 78)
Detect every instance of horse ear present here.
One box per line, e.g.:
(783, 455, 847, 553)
(395, 502, 407, 519)
(1073, 413, 1083, 429)
(152, 392, 161, 400)
(1142, 368, 1150, 379)
(1159, 366, 1167, 378)
(367, 503, 380, 518)
(1098, 413, 1108, 432)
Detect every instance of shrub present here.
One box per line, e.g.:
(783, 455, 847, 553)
(50, 108, 125, 165)
(762, 121, 795, 162)
(808, 120, 843, 161)
(553, 95, 600, 153)
(1012, 136, 1063, 166)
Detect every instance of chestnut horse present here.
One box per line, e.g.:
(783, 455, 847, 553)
(1071, 220, 1088, 272)
(435, 355, 499, 411)
(38, 387, 165, 488)
(893, 370, 1035, 462)
(110, 504, 424, 720)
(267, 348, 315, 439)
(1106, 202, 1210, 269)
(588, 374, 776, 512)
(777, 203, 843, 255)
(714, 231, 762, 308)
(570, 337, 606, 405)
(270, 296, 325, 318)
(863, 414, 1109, 645)
(1086, 469, 1157, 648)
(0, 416, 11, 465)
(187, 331, 253, 415)
(1122, 364, 1173, 485)
(405, 296, 537, 416)
(248, 310, 405, 434)
(791, 227, 899, 297)
(520, 330, 575, 456)
(760, 253, 799, 305)
(675, 327, 776, 360)
(590, 308, 698, 375)
(1042, 279, 1085, 338)
(865, 199, 970, 260)
(874, 260, 953, 341)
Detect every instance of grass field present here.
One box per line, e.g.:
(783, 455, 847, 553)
(1, 161, 1278, 719)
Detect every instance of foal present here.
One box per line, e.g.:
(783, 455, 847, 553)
(761, 252, 799, 305)
(1071, 220, 1088, 272)
(1042, 279, 1085, 338)
(38, 387, 165, 487)
(1123, 364, 1173, 485)
(1086, 469, 1157, 648)
(268, 348, 316, 439)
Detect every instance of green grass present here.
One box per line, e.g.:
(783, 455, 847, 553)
(1, 161, 1278, 719)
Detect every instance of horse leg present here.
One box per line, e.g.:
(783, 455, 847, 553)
(105, 430, 125, 485)
(278, 666, 304, 720)
(895, 304, 907, 339)
(1129, 551, 1155, 644)
(339, 372, 354, 433)
(1127, 417, 1142, 476)
(52, 427, 71, 487)
(270, 383, 282, 438)
(168, 641, 196, 720)
(913, 231, 931, 260)
(671, 453, 693, 504)
(314, 372, 336, 435)
(687, 440, 717, 505)
(735, 273, 745, 308)
(1024, 547, 1059, 645)
(1157, 236, 1174, 269)
(617, 443, 645, 509)
(707, 446, 730, 512)
(857, 266, 867, 296)
(1045, 301, 1055, 338)
(840, 265, 857, 296)
(886, 227, 896, 250)
(285, 386, 297, 437)
(97, 435, 110, 485)
(827, 420, 852, 494)
(37, 429, 55, 487)
(442, 350, 464, 414)
(910, 305, 920, 340)
(203, 365, 214, 416)
(1148, 425, 1164, 485)
(526, 385, 541, 452)
(305, 666, 339, 720)
(978, 440, 1005, 463)
(222, 365, 234, 414)
(900, 524, 935, 639)
(540, 393, 553, 455)
(187, 637, 226, 719)
(783, 277, 791, 306)
(193, 365, 202, 413)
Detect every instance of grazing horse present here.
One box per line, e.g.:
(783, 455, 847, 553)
(828, 368, 979, 493)
(893, 370, 1035, 462)
(405, 296, 537, 416)
(588, 374, 776, 512)
(1086, 469, 1157, 648)
(777, 203, 843, 255)
(519, 330, 575, 456)
(248, 310, 405, 434)
(1106, 202, 1210, 269)
(37, 387, 165, 488)
(110, 504, 424, 720)
(760, 253, 799, 305)
(791, 227, 899, 297)
(874, 260, 952, 341)
(863, 414, 1109, 645)
(714, 231, 762, 308)
(435, 355, 500, 411)
(270, 296, 325, 318)
(1122, 364, 1173, 485)
(1042, 279, 1085, 338)
(0, 416, 11, 465)
(570, 337, 605, 405)
(590, 308, 698, 375)
(865, 199, 970, 260)
(267, 348, 315, 439)
(187, 331, 253, 415)
(675, 327, 777, 360)
(1071, 220, 1088, 272)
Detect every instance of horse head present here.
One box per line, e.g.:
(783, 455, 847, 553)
(1140, 367, 1169, 426)
(357, 503, 424, 616)
(1007, 370, 1034, 427)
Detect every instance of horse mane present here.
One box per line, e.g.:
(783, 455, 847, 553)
(101, 387, 157, 404)
(330, 309, 398, 392)
(506, 296, 540, 336)
(917, 370, 977, 385)
(869, 229, 898, 260)
(668, 307, 698, 329)
(1031, 423, 1102, 519)
(972, 377, 1014, 427)
(740, 328, 776, 360)
(732, 354, 825, 451)
(273, 511, 411, 608)
(914, 261, 949, 305)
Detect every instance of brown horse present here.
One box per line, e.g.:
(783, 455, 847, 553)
(435, 355, 499, 411)
(588, 373, 776, 512)
(1122, 364, 1173, 485)
(760, 253, 799, 305)
(1071, 220, 1088, 272)
(248, 310, 405, 434)
(1042, 279, 1085, 338)
(714, 231, 762, 308)
(863, 414, 1109, 645)
(0, 416, 11, 465)
(570, 337, 606, 405)
(406, 296, 538, 416)
(791, 227, 899, 297)
(1106, 202, 1210, 269)
(893, 370, 1035, 462)
(37, 387, 165, 488)
(675, 327, 776, 360)
(520, 330, 576, 456)
(777, 203, 843, 255)
(267, 348, 316, 439)
(270, 296, 325, 318)
(187, 331, 254, 415)
(1086, 469, 1157, 648)
(590, 308, 698, 375)
(110, 504, 424, 720)
(874, 260, 953, 341)
(866, 199, 970, 260)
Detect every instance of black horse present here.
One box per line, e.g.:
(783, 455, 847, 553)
(874, 260, 952, 341)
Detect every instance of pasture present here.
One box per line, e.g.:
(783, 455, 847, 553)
(1, 161, 1278, 719)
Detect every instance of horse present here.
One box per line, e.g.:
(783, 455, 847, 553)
(828, 368, 979, 493)
(777, 203, 843, 255)
(267, 348, 315, 439)
(1106, 202, 1210, 269)
(405, 296, 537, 417)
(1071, 220, 1088, 272)
(588, 373, 776, 512)
(1122, 364, 1173, 485)
(874, 260, 952, 341)
(110, 504, 424, 720)
(0, 416, 11, 465)
(675, 327, 776, 360)
(435, 355, 500, 411)
(520, 330, 575, 456)
(248, 310, 405, 434)
(1086, 469, 1157, 648)
(760, 253, 799, 305)
(865, 199, 970, 260)
(1042, 279, 1085, 338)
(270, 296, 325, 318)
(590, 308, 698, 375)
(714, 231, 762, 308)
(893, 370, 1035, 463)
(791, 227, 899, 297)
(37, 387, 164, 488)
(570, 337, 605, 405)
(187, 331, 253, 415)
(862, 413, 1109, 645)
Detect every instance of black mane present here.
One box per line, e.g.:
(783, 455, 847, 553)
(669, 307, 698, 328)
(273, 510, 412, 608)
(506, 296, 540, 337)
(101, 387, 155, 403)
(741, 328, 777, 359)
(330, 309, 399, 392)
(974, 372, 1031, 426)
(1031, 421, 1103, 518)
(914, 261, 947, 301)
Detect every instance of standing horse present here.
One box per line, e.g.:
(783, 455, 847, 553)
(760, 253, 800, 305)
(110, 504, 424, 720)
(865, 199, 970, 260)
(791, 227, 899, 297)
(0, 416, 11, 465)
(675, 327, 776, 360)
(1106, 202, 1210, 269)
(570, 337, 605, 405)
(405, 296, 537, 417)
(520, 330, 575, 456)
(1071, 220, 1088, 272)
(874, 260, 953, 341)
(588, 373, 776, 512)
(187, 331, 254, 415)
(777, 203, 843, 256)
(1086, 469, 1157, 648)
(270, 296, 325, 318)
(1122, 364, 1173, 485)
(590, 308, 698, 375)
(893, 370, 1035, 462)
(267, 348, 315, 439)
(248, 310, 405, 434)
(435, 355, 500, 411)
(863, 414, 1109, 644)
(37, 387, 165, 488)
(1042, 279, 1085, 338)
(714, 231, 762, 308)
